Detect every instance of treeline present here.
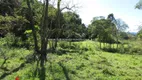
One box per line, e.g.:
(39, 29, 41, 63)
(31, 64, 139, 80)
(0, 0, 134, 40)
(0, 0, 87, 39)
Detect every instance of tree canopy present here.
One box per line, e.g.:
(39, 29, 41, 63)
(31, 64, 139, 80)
(136, 0, 142, 9)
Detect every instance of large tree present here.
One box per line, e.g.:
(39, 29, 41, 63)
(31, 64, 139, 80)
(89, 16, 117, 48)
(63, 11, 86, 39)
(115, 18, 129, 32)
(88, 16, 105, 39)
(107, 13, 129, 48)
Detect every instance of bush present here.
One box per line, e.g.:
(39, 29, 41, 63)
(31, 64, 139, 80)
(4, 33, 15, 46)
(117, 41, 142, 54)
(59, 41, 79, 49)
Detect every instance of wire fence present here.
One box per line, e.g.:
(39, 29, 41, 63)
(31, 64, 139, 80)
(48, 39, 92, 41)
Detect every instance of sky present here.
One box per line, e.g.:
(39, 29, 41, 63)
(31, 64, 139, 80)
(70, 0, 142, 32)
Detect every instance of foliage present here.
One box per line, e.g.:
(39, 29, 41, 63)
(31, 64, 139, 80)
(0, 0, 20, 16)
(63, 11, 87, 39)
(88, 18, 117, 43)
(137, 29, 142, 40)
(135, 0, 142, 9)
(0, 15, 28, 40)
(119, 32, 129, 40)
(115, 18, 129, 32)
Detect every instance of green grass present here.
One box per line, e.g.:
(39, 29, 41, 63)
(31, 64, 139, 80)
(0, 39, 142, 80)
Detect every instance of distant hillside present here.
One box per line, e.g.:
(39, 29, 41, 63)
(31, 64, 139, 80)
(128, 32, 137, 36)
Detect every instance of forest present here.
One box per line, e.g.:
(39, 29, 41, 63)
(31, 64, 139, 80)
(0, 0, 142, 80)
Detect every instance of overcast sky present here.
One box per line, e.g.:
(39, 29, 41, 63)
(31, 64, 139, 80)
(70, 0, 142, 32)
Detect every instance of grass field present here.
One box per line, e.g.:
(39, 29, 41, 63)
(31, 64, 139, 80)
(0, 39, 142, 80)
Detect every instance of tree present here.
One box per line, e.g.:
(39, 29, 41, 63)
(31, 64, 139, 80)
(135, 0, 142, 40)
(39, 0, 49, 67)
(46, 0, 79, 50)
(137, 29, 142, 40)
(137, 25, 142, 40)
(53, 0, 63, 50)
(107, 13, 129, 48)
(116, 19, 129, 32)
(0, 0, 26, 39)
(63, 11, 85, 39)
(0, 0, 20, 16)
(89, 16, 117, 48)
(138, 24, 142, 30)
(25, 0, 48, 74)
(88, 16, 105, 39)
(135, 0, 142, 9)
(26, 0, 39, 53)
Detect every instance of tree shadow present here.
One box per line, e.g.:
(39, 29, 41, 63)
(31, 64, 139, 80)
(49, 61, 55, 80)
(0, 54, 34, 79)
(0, 57, 9, 71)
(46, 48, 80, 55)
(32, 59, 40, 80)
(102, 47, 142, 55)
(39, 65, 46, 80)
(58, 62, 70, 80)
(47, 61, 70, 80)
(102, 48, 118, 53)
(0, 67, 9, 71)
(55, 49, 80, 55)
(32, 55, 46, 80)
(0, 62, 25, 79)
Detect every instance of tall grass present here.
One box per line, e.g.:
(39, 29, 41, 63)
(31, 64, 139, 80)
(0, 39, 142, 80)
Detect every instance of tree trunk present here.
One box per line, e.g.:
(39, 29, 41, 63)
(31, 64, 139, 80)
(40, 39, 48, 66)
(54, 0, 61, 50)
(40, 0, 49, 67)
(27, 0, 49, 80)
(26, 0, 39, 53)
